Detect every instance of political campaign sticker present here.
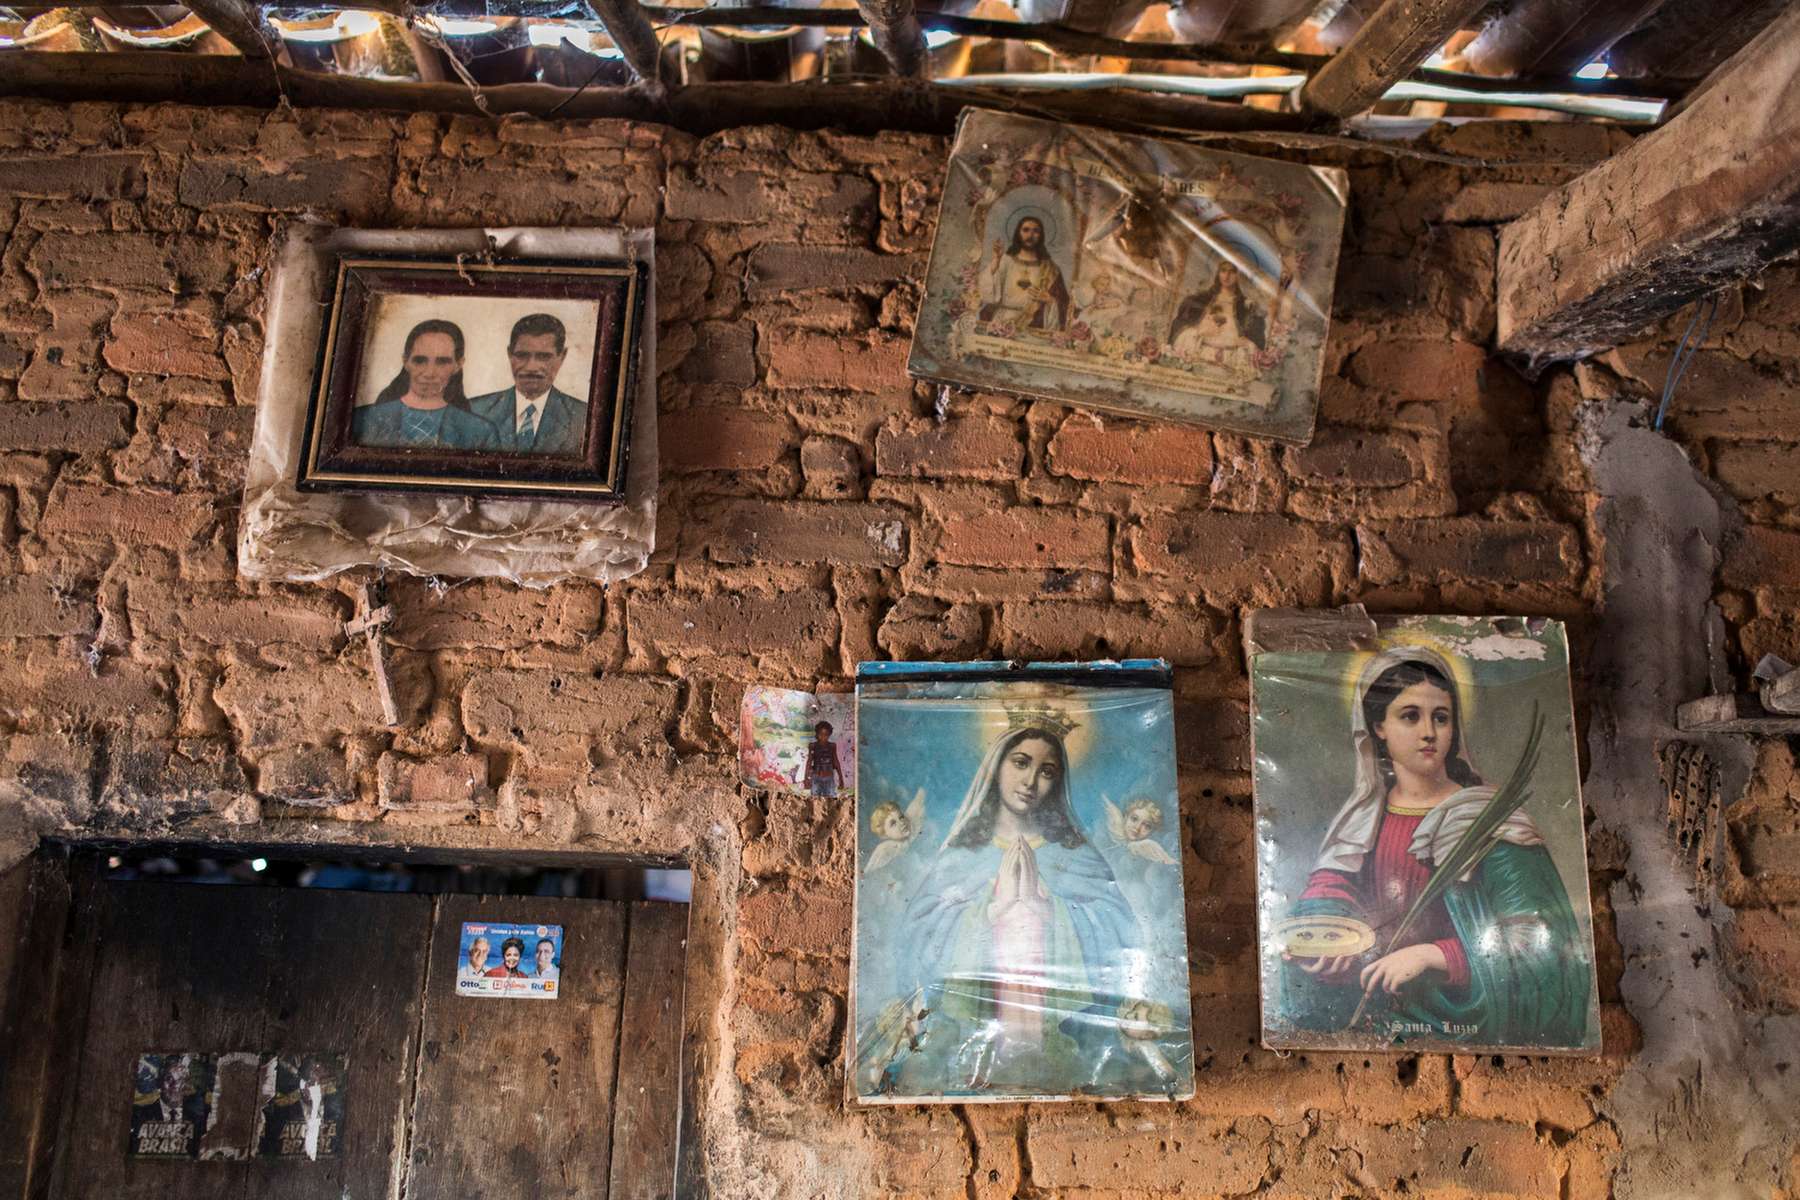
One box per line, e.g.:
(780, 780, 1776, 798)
(128, 1053, 217, 1159)
(254, 1053, 347, 1160)
(455, 921, 564, 1000)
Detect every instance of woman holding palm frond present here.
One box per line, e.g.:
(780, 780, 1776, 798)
(1278, 647, 1594, 1047)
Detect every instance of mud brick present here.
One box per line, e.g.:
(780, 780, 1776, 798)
(377, 751, 493, 813)
(1046, 412, 1213, 485)
(875, 414, 1023, 480)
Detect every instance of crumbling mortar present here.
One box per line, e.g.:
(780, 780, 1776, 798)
(950, 1105, 983, 1200)
(1577, 398, 1800, 1199)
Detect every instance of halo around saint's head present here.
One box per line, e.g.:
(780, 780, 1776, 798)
(1337, 634, 1478, 729)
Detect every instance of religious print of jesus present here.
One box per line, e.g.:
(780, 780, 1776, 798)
(907, 109, 1348, 443)
(1248, 614, 1602, 1055)
(849, 660, 1195, 1104)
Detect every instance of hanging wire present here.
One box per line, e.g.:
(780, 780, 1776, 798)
(1652, 293, 1721, 432)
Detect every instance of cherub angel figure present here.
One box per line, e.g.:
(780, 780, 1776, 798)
(865, 790, 927, 874)
(853, 986, 932, 1095)
(1105, 796, 1177, 865)
(1116, 998, 1178, 1091)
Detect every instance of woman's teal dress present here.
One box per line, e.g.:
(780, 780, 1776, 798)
(1282, 839, 1595, 1048)
(352, 401, 498, 451)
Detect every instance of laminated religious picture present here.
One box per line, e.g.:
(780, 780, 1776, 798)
(1246, 610, 1601, 1054)
(849, 661, 1194, 1103)
(908, 109, 1348, 443)
(738, 686, 855, 800)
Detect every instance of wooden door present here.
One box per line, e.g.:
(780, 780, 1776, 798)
(53, 882, 432, 1199)
(404, 897, 686, 1200)
(0, 864, 689, 1200)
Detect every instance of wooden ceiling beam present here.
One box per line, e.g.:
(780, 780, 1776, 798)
(854, 0, 927, 77)
(1607, 0, 1791, 84)
(588, 0, 664, 86)
(1463, 0, 1665, 76)
(1496, 2, 1800, 371)
(310, 0, 1677, 97)
(0, 50, 1311, 135)
(182, 0, 274, 59)
(1017, 0, 1151, 38)
(1296, 0, 1489, 119)
(1164, 0, 1316, 44)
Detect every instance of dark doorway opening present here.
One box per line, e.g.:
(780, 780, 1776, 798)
(96, 849, 693, 903)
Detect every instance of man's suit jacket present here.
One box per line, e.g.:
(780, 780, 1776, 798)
(468, 387, 588, 456)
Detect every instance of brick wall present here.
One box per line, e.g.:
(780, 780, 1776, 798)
(0, 98, 1796, 1197)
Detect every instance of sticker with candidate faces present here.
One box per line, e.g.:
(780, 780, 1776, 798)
(455, 921, 564, 1000)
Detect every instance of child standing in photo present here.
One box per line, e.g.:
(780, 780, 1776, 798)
(805, 721, 845, 799)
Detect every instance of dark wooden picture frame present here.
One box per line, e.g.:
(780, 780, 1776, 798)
(297, 253, 645, 504)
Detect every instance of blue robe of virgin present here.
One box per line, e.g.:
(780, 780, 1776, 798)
(892, 725, 1147, 1088)
(904, 834, 1139, 1040)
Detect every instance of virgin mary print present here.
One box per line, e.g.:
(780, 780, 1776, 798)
(850, 661, 1194, 1103)
(1248, 614, 1601, 1054)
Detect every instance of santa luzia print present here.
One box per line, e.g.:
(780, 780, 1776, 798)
(1251, 622, 1600, 1054)
(850, 662, 1194, 1103)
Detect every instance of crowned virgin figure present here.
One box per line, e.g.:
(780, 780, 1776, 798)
(899, 706, 1140, 1090)
(1277, 647, 1594, 1047)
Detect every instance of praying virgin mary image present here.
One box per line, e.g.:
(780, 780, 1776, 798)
(850, 663, 1195, 1103)
(1252, 629, 1600, 1054)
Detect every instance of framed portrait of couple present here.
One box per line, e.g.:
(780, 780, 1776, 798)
(907, 110, 1348, 444)
(297, 252, 645, 503)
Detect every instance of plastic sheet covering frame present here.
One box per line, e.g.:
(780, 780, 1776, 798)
(849, 660, 1196, 1104)
(1246, 609, 1602, 1055)
(908, 109, 1347, 445)
(238, 225, 657, 586)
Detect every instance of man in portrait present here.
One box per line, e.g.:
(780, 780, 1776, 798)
(256, 1055, 341, 1159)
(469, 313, 588, 456)
(130, 1054, 209, 1157)
(979, 215, 1070, 333)
(458, 935, 491, 982)
(532, 937, 560, 981)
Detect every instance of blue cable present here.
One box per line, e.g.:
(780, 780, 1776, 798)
(1653, 295, 1720, 432)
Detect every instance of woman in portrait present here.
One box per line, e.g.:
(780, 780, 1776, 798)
(1168, 259, 1290, 366)
(352, 318, 498, 451)
(896, 713, 1140, 1091)
(1278, 647, 1592, 1046)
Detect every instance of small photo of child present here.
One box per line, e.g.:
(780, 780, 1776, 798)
(804, 721, 846, 799)
(738, 688, 856, 799)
